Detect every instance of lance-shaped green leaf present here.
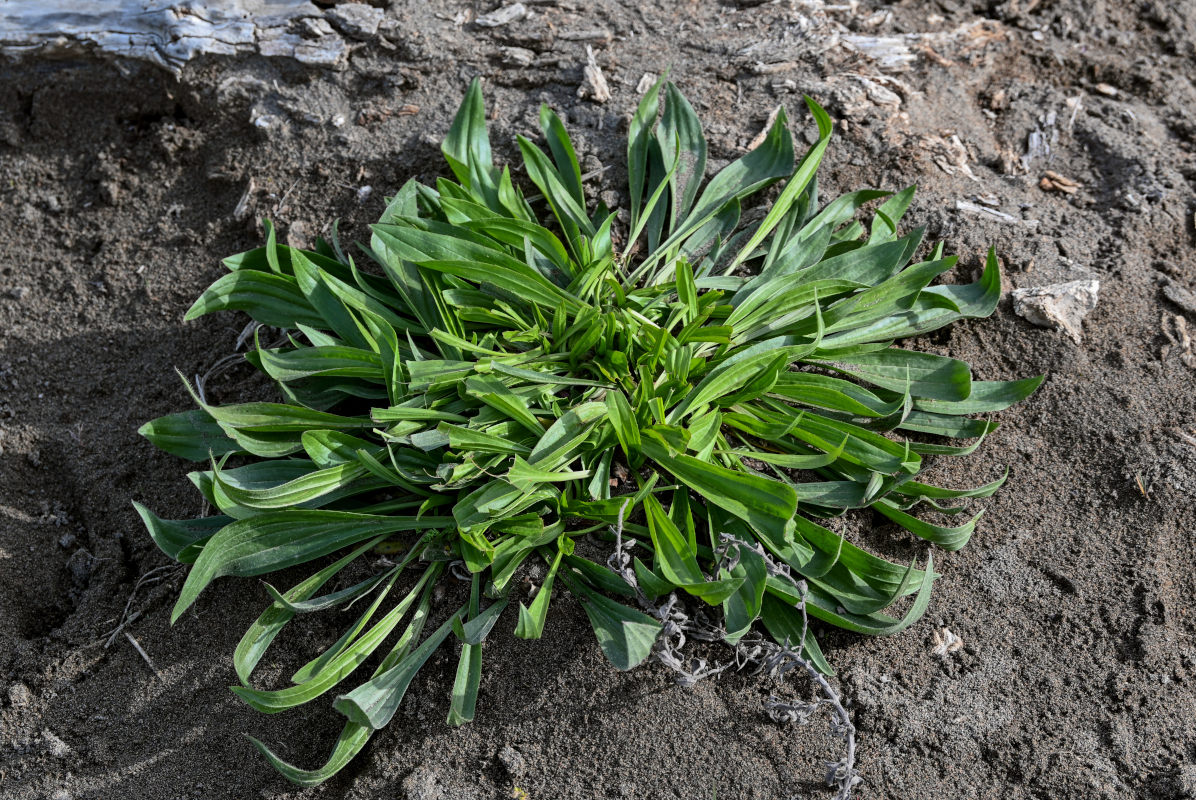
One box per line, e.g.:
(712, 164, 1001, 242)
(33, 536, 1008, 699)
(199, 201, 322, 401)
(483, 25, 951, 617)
(807, 347, 972, 402)
(232, 536, 392, 685)
(605, 390, 642, 464)
(765, 553, 936, 637)
(527, 401, 606, 466)
(185, 269, 325, 329)
(172, 511, 450, 622)
(133, 503, 229, 563)
(515, 539, 572, 639)
(447, 575, 497, 726)
(644, 495, 743, 604)
(442, 78, 493, 190)
(539, 106, 585, 208)
(438, 422, 533, 456)
(721, 96, 832, 276)
(333, 604, 463, 729)
(465, 376, 544, 436)
(875, 500, 983, 551)
(666, 342, 810, 423)
(507, 456, 592, 493)
(627, 75, 666, 226)
(561, 571, 661, 670)
(233, 562, 438, 712)
(255, 344, 382, 383)
(248, 722, 373, 788)
(138, 409, 239, 461)
(657, 82, 708, 230)
(643, 439, 796, 543)
(914, 375, 1044, 415)
(373, 223, 577, 311)
(211, 457, 369, 510)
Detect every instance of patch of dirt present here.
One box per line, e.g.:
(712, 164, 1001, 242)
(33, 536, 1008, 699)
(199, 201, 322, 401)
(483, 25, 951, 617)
(2, 1, 1195, 798)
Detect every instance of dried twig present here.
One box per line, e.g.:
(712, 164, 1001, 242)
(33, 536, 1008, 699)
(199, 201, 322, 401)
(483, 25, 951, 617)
(125, 631, 162, 678)
(579, 45, 611, 103)
(104, 564, 180, 647)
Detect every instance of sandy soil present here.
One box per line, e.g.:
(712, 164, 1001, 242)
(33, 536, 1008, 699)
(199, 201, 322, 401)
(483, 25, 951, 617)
(2, 1, 1195, 798)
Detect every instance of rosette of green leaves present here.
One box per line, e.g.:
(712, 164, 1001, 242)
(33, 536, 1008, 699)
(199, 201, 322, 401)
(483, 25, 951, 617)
(136, 78, 1040, 784)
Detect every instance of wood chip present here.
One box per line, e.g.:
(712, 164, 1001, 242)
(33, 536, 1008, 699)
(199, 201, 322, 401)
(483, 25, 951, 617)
(0, 0, 349, 72)
(1040, 170, 1081, 194)
(636, 72, 658, 95)
(500, 46, 536, 67)
(232, 178, 255, 222)
(1094, 82, 1119, 97)
(955, 200, 1039, 227)
(747, 106, 781, 151)
(578, 45, 611, 103)
(924, 134, 979, 181)
(475, 3, 527, 27)
(557, 29, 613, 44)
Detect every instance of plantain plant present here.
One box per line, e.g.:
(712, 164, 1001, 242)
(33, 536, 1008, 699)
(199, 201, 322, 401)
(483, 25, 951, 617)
(135, 78, 1039, 785)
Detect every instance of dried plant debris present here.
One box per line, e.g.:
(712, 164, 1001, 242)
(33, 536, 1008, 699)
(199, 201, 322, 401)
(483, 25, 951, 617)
(924, 134, 980, 181)
(955, 200, 1039, 227)
(475, 3, 527, 28)
(930, 626, 964, 657)
(1162, 315, 1196, 368)
(1021, 110, 1060, 172)
(1039, 170, 1081, 194)
(579, 45, 612, 103)
(736, 9, 1005, 117)
(612, 513, 860, 799)
(137, 79, 1039, 787)
(840, 21, 1005, 72)
(1012, 279, 1101, 343)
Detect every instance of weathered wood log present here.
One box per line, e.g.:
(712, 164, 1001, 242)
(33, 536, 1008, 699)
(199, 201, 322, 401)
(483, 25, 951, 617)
(0, 0, 349, 72)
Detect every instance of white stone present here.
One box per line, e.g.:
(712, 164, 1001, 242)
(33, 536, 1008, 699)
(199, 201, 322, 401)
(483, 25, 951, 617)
(1012, 279, 1100, 343)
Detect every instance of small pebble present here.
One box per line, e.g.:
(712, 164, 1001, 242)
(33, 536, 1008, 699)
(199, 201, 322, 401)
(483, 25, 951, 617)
(8, 682, 32, 707)
(1163, 282, 1196, 315)
(498, 744, 527, 777)
(43, 729, 71, 758)
(402, 765, 444, 800)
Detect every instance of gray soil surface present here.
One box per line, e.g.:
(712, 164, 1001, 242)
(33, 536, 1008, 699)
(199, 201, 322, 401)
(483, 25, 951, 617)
(2, 1, 1196, 799)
